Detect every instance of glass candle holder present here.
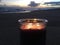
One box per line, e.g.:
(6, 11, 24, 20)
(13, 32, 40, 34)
(18, 18, 48, 45)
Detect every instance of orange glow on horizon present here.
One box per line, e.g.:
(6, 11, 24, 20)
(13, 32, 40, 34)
(2, 2, 49, 8)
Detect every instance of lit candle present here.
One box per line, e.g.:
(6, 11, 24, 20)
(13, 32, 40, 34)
(18, 18, 48, 45)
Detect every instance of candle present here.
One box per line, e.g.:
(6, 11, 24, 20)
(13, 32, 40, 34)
(18, 18, 48, 45)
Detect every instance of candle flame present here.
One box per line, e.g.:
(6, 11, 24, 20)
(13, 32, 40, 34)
(20, 23, 45, 30)
(19, 18, 47, 30)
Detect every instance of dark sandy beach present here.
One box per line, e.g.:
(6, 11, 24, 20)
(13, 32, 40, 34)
(0, 8, 60, 45)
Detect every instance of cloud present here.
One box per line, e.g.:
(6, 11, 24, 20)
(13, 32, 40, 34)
(0, 0, 1, 2)
(28, 1, 40, 7)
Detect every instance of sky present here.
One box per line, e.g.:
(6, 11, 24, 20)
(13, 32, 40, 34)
(1, 0, 60, 6)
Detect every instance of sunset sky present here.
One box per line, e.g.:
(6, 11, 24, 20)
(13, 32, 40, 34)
(1, 0, 60, 6)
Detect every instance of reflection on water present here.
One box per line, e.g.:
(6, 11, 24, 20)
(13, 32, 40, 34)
(0, 11, 31, 13)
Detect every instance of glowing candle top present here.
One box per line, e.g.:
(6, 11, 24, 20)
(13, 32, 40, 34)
(18, 18, 48, 30)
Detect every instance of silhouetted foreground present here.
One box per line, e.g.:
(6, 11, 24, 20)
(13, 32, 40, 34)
(0, 8, 60, 45)
(20, 30, 46, 45)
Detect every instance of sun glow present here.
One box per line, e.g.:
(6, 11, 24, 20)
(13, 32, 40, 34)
(18, 0, 52, 6)
(2, 0, 53, 7)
